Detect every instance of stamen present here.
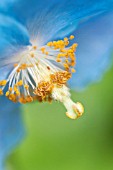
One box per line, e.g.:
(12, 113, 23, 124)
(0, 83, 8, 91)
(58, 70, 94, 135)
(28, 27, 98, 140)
(0, 89, 3, 96)
(0, 35, 84, 119)
(0, 80, 7, 86)
(70, 35, 75, 40)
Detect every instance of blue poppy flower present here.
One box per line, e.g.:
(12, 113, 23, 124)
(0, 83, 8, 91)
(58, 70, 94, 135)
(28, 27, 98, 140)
(0, 0, 113, 169)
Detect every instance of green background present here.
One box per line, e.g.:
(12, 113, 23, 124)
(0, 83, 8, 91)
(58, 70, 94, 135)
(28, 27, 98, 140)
(7, 67, 113, 170)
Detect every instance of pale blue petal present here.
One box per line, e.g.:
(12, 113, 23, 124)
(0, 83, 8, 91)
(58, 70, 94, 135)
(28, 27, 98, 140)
(0, 97, 25, 169)
(3, 0, 113, 44)
(69, 11, 113, 90)
(0, 14, 30, 80)
(0, 66, 13, 81)
(0, 14, 30, 58)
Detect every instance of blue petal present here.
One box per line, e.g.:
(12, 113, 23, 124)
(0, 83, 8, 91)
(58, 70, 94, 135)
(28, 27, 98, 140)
(0, 14, 30, 80)
(0, 66, 14, 81)
(69, 11, 113, 90)
(3, 0, 113, 44)
(0, 13, 30, 59)
(0, 97, 25, 169)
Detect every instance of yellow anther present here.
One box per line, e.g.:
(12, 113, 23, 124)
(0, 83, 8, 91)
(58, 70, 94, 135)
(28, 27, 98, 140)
(17, 68, 21, 72)
(53, 41, 57, 46)
(28, 64, 34, 67)
(71, 61, 76, 67)
(65, 59, 69, 63)
(59, 40, 64, 46)
(34, 81, 54, 101)
(14, 63, 18, 67)
(40, 47, 45, 53)
(26, 96, 33, 103)
(50, 72, 71, 86)
(64, 37, 68, 42)
(64, 41, 69, 46)
(24, 85, 29, 90)
(30, 52, 35, 58)
(16, 90, 20, 96)
(47, 42, 53, 47)
(0, 89, 3, 95)
(0, 80, 7, 86)
(60, 49, 66, 52)
(8, 94, 17, 103)
(71, 68, 76, 73)
(17, 80, 23, 86)
(56, 58, 61, 62)
(57, 53, 62, 58)
(5, 91, 10, 97)
(21, 63, 27, 70)
(72, 43, 78, 50)
(62, 53, 67, 57)
(9, 87, 13, 92)
(33, 45, 37, 50)
(68, 49, 74, 53)
(14, 85, 18, 92)
(70, 35, 75, 40)
(63, 63, 69, 70)
(45, 51, 49, 55)
(19, 97, 27, 104)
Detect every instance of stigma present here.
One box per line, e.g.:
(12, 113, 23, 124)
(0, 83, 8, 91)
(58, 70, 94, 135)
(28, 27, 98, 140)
(0, 35, 84, 119)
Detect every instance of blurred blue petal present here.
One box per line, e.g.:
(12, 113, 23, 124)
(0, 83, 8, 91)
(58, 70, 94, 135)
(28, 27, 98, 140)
(69, 11, 113, 90)
(0, 97, 25, 169)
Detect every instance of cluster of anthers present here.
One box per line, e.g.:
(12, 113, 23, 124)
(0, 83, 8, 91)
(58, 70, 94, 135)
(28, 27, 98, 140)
(0, 35, 84, 119)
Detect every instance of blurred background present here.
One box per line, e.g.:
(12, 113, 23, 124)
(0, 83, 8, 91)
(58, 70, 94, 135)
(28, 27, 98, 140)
(7, 66, 113, 170)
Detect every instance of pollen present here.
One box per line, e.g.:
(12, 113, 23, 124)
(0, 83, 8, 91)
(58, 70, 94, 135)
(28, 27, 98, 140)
(9, 87, 13, 92)
(17, 80, 23, 86)
(0, 35, 84, 119)
(0, 80, 7, 86)
(30, 52, 35, 58)
(64, 37, 68, 42)
(24, 85, 29, 90)
(34, 81, 54, 101)
(33, 45, 37, 50)
(0, 89, 3, 95)
(47, 42, 53, 47)
(70, 35, 75, 40)
(5, 91, 10, 97)
(40, 47, 45, 53)
(14, 63, 18, 67)
(71, 68, 76, 73)
(50, 72, 71, 87)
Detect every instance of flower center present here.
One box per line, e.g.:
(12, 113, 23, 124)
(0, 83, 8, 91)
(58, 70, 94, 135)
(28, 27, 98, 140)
(0, 35, 84, 119)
